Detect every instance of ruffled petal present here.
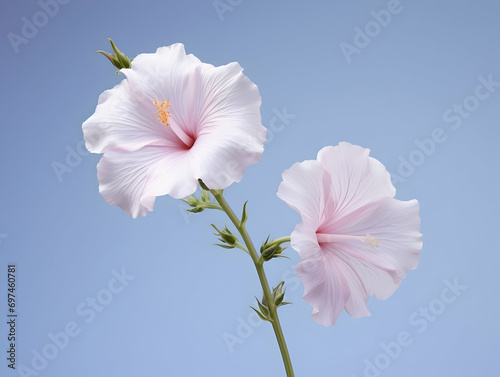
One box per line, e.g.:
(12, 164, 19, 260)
(83, 80, 180, 154)
(316, 198, 421, 320)
(333, 197, 422, 278)
(191, 62, 266, 189)
(194, 62, 264, 137)
(316, 143, 396, 227)
(277, 160, 332, 228)
(121, 44, 206, 140)
(97, 146, 197, 218)
(121, 43, 202, 109)
(295, 241, 351, 326)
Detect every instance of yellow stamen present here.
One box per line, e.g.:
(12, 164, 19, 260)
(316, 232, 380, 248)
(153, 99, 171, 127)
(362, 234, 380, 248)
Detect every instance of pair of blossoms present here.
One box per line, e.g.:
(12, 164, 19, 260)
(83, 43, 422, 327)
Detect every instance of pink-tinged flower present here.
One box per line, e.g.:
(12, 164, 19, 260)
(83, 43, 266, 218)
(277, 142, 422, 326)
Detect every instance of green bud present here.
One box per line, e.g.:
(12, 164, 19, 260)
(96, 38, 132, 70)
(220, 230, 238, 245)
(182, 195, 206, 213)
(211, 225, 238, 246)
(259, 236, 290, 262)
(272, 281, 291, 308)
(261, 243, 285, 261)
(185, 196, 199, 207)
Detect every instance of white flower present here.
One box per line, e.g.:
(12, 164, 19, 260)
(83, 43, 266, 217)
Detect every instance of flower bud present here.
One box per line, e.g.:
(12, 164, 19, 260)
(272, 281, 291, 308)
(260, 243, 285, 261)
(96, 38, 132, 70)
(211, 225, 239, 246)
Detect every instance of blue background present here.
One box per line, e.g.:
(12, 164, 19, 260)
(1, 1, 499, 376)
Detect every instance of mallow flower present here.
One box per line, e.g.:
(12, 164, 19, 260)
(83, 43, 266, 218)
(277, 142, 422, 326)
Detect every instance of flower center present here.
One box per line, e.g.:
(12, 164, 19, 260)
(153, 99, 171, 127)
(316, 233, 380, 248)
(153, 99, 194, 148)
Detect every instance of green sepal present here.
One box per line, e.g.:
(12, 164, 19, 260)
(108, 38, 131, 69)
(275, 291, 285, 306)
(201, 189, 210, 203)
(211, 224, 238, 246)
(260, 242, 286, 262)
(250, 297, 272, 322)
(183, 196, 199, 207)
(256, 296, 269, 318)
(182, 194, 221, 213)
(250, 306, 271, 322)
(198, 179, 209, 191)
(214, 244, 235, 250)
(187, 207, 205, 213)
(272, 281, 292, 308)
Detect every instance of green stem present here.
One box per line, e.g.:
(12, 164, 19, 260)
(210, 189, 295, 377)
(265, 236, 291, 249)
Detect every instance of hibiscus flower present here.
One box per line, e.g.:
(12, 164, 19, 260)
(277, 142, 422, 326)
(83, 43, 266, 218)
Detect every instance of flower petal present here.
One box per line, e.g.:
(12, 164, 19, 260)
(97, 146, 197, 218)
(317, 198, 421, 321)
(121, 44, 205, 138)
(333, 197, 422, 279)
(317, 143, 396, 223)
(295, 243, 351, 326)
(192, 132, 263, 190)
(279, 142, 422, 326)
(83, 79, 181, 154)
(194, 62, 264, 137)
(277, 160, 332, 228)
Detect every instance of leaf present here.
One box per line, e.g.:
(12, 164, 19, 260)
(241, 201, 248, 226)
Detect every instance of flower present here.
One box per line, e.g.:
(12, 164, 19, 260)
(83, 43, 266, 218)
(277, 142, 422, 326)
